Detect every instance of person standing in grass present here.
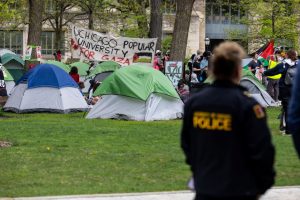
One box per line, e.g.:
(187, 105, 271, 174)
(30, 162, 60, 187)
(181, 41, 275, 200)
(263, 50, 298, 135)
(288, 61, 300, 158)
(0, 64, 8, 106)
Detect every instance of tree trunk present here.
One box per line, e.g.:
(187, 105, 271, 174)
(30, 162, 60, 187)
(54, 4, 64, 51)
(149, 0, 162, 51)
(170, 0, 195, 62)
(88, 9, 94, 30)
(26, 0, 44, 70)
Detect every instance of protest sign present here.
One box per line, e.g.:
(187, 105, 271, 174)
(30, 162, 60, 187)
(165, 61, 183, 86)
(70, 25, 157, 66)
(24, 46, 33, 60)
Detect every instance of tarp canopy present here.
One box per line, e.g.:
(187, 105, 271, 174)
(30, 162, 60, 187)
(94, 64, 180, 101)
(1, 53, 24, 66)
(3, 67, 14, 81)
(88, 61, 120, 78)
(17, 64, 78, 89)
(70, 62, 90, 76)
(45, 60, 70, 72)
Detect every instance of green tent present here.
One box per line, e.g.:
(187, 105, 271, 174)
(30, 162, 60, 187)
(70, 62, 89, 76)
(94, 64, 179, 100)
(241, 69, 266, 90)
(3, 66, 15, 94)
(1, 53, 24, 66)
(204, 69, 276, 107)
(88, 61, 120, 78)
(0, 53, 25, 81)
(3, 67, 14, 81)
(45, 60, 70, 72)
(87, 64, 183, 121)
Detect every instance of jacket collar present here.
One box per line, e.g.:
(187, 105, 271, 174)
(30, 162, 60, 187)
(212, 79, 247, 91)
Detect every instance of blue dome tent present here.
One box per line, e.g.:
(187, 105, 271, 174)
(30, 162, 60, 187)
(4, 64, 88, 113)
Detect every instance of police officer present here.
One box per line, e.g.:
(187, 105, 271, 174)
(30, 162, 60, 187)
(181, 42, 275, 200)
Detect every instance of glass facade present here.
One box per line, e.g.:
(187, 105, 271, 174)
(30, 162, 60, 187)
(41, 32, 65, 55)
(0, 31, 23, 54)
(206, 0, 244, 25)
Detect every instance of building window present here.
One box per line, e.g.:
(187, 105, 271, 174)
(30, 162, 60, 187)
(41, 32, 64, 55)
(0, 31, 23, 55)
(45, 0, 55, 13)
(212, 4, 220, 24)
(221, 5, 230, 24)
(206, 3, 212, 23)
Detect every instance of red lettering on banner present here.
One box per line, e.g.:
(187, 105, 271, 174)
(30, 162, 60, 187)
(123, 58, 130, 65)
(101, 55, 110, 60)
(79, 47, 95, 60)
(100, 54, 131, 65)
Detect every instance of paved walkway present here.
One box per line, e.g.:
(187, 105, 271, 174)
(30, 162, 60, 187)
(9, 186, 300, 200)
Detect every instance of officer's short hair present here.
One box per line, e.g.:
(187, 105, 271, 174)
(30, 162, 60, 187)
(211, 41, 246, 80)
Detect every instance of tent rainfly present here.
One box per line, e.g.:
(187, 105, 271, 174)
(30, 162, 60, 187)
(240, 69, 277, 107)
(4, 64, 89, 113)
(84, 61, 121, 93)
(3, 67, 15, 95)
(0, 53, 25, 81)
(45, 60, 70, 72)
(86, 64, 183, 121)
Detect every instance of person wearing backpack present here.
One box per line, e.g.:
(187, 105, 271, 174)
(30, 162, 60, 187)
(263, 49, 298, 135)
(288, 61, 300, 157)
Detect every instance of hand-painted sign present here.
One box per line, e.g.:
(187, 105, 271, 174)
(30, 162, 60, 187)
(165, 61, 183, 86)
(70, 25, 157, 66)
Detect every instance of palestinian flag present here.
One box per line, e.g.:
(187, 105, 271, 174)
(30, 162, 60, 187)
(256, 40, 274, 66)
(244, 40, 274, 69)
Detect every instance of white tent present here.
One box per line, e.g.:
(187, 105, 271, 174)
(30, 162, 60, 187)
(87, 94, 183, 121)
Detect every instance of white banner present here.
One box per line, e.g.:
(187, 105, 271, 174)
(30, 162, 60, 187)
(165, 61, 183, 86)
(70, 25, 157, 66)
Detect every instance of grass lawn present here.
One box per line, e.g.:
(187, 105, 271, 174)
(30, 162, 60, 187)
(0, 107, 299, 197)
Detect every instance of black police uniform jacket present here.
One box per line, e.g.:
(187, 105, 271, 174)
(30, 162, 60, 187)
(181, 80, 275, 197)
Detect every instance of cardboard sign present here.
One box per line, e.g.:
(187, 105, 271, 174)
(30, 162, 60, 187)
(70, 25, 157, 66)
